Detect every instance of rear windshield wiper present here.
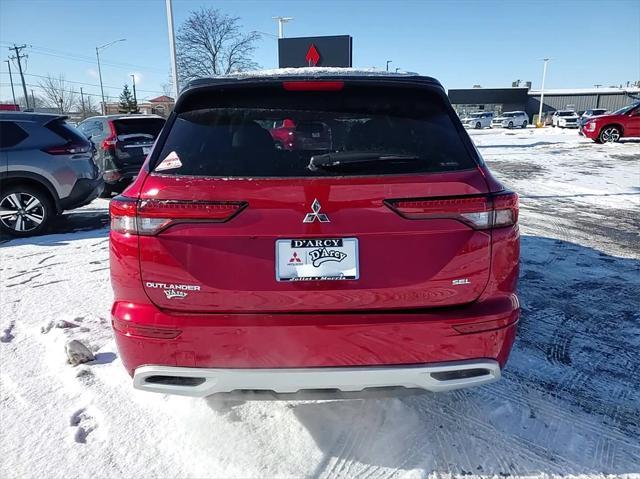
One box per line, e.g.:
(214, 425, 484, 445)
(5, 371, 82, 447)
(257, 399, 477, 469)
(308, 152, 421, 171)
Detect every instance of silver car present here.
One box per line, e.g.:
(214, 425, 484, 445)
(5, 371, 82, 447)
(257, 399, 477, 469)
(0, 112, 103, 236)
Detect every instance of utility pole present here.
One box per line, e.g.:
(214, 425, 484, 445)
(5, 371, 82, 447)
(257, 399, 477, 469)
(80, 87, 86, 118)
(130, 74, 137, 104)
(166, 0, 179, 100)
(386, 60, 392, 72)
(96, 47, 105, 114)
(96, 38, 126, 115)
(30, 89, 35, 109)
(273, 16, 293, 39)
(9, 44, 29, 109)
(58, 97, 64, 114)
(537, 58, 550, 127)
(4, 60, 16, 105)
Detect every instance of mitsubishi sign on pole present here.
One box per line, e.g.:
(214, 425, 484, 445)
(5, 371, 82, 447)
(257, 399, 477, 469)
(278, 35, 353, 68)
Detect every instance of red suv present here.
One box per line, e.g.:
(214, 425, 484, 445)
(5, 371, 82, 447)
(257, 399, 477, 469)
(109, 71, 520, 398)
(269, 118, 332, 151)
(582, 102, 640, 143)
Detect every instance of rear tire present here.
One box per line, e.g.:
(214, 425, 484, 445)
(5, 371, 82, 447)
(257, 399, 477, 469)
(0, 185, 54, 237)
(522, 121, 528, 128)
(598, 126, 621, 143)
(475, 122, 481, 129)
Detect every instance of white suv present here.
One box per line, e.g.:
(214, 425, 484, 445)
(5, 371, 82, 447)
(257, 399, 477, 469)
(462, 112, 494, 129)
(552, 110, 580, 128)
(492, 111, 528, 129)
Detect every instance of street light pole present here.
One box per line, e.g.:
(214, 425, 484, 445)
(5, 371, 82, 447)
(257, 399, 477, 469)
(272, 17, 293, 39)
(386, 60, 392, 72)
(165, 0, 179, 100)
(96, 38, 126, 115)
(537, 58, 550, 127)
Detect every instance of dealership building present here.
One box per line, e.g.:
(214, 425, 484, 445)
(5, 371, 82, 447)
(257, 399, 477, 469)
(448, 86, 640, 120)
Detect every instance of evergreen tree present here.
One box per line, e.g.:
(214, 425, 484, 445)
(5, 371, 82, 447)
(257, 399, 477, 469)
(118, 84, 138, 113)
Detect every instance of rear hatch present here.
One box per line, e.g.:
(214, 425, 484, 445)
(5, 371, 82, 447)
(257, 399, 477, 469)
(112, 117, 165, 169)
(136, 79, 495, 313)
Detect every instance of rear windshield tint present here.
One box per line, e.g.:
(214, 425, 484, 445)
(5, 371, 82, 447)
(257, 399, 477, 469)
(154, 84, 476, 177)
(46, 120, 89, 144)
(113, 118, 165, 139)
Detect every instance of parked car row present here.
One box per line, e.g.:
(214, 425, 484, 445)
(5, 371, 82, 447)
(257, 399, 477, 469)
(0, 112, 103, 236)
(459, 102, 640, 142)
(460, 111, 529, 129)
(77, 115, 165, 197)
(0, 112, 165, 236)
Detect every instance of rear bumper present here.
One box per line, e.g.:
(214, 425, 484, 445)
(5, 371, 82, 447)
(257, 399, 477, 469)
(59, 177, 104, 211)
(112, 295, 519, 382)
(133, 359, 501, 397)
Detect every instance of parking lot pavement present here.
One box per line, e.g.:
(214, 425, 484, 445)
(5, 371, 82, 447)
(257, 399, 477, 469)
(0, 128, 639, 477)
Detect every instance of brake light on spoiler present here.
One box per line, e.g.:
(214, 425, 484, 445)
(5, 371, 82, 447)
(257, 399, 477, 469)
(385, 191, 518, 229)
(282, 81, 344, 91)
(110, 196, 247, 235)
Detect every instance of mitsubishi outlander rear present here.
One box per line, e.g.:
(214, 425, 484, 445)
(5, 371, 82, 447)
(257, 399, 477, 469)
(109, 70, 520, 398)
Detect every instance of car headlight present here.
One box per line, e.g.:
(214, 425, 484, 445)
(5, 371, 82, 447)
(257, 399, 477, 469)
(585, 121, 596, 132)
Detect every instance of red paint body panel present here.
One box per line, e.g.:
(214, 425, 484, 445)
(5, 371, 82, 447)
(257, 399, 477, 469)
(110, 221, 520, 374)
(109, 75, 521, 382)
(112, 297, 518, 375)
(136, 171, 493, 313)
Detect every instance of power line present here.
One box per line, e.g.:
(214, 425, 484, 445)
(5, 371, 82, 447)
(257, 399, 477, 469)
(0, 41, 167, 73)
(0, 71, 165, 94)
(0, 82, 116, 100)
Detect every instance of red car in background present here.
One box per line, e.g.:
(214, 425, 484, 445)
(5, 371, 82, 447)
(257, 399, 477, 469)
(109, 71, 520, 399)
(582, 102, 640, 143)
(269, 118, 332, 150)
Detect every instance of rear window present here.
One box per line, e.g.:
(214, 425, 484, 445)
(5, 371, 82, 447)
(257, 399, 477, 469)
(46, 120, 90, 144)
(0, 121, 28, 148)
(153, 84, 476, 177)
(113, 118, 165, 139)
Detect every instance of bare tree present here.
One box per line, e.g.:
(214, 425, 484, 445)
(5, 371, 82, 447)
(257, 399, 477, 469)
(17, 93, 45, 110)
(38, 74, 78, 113)
(176, 7, 260, 84)
(78, 94, 100, 119)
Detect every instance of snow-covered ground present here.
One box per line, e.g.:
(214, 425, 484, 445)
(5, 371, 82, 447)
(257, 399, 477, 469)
(1, 128, 639, 478)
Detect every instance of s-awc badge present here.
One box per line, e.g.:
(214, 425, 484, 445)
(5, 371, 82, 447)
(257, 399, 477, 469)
(276, 238, 359, 281)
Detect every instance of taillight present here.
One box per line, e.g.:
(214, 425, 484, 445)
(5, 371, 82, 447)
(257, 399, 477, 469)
(385, 191, 518, 230)
(109, 196, 137, 234)
(109, 196, 247, 235)
(282, 81, 344, 91)
(43, 142, 91, 155)
(101, 120, 117, 150)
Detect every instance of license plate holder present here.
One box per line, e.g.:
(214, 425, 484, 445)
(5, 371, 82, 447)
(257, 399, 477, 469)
(276, 238, 359, 281)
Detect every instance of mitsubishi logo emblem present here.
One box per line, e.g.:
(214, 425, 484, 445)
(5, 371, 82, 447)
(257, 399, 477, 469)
(303, 199, 330, 223)
(306, 44, 320, 67)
